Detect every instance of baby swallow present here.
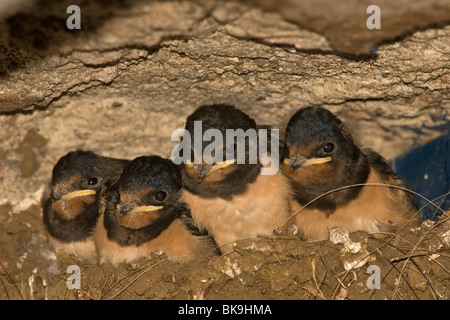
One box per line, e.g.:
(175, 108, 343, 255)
(94, 155, 217, 266)
(281, 106, 420, 240)
(179, 104, 291, 254)
(42, 150, 129, 262)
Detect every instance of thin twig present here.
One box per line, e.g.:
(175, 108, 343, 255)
(390, 250, 444, 263)
(0, 262, 25, 300)
(392, 215, 449, 300)
(107, 258, 170, 300)
(280, 185, 447, 228)
(409, 259, 440, 300)
(311, 256, 326, 300)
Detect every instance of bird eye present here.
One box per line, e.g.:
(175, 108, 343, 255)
(154, 191, 167, 202)
(323, 142, 334, 153)
(87, 177, 98, 186)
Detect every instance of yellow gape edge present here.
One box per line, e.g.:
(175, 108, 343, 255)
(205, 158, 237, 178)
(283, 157, 332, 166)
(185, 160, 195, 168)
(127, 205, 164, 214)
(303, 156, 332, 167)
(61, 189, 96, 200)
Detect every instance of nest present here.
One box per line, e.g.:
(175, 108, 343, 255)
(1, 204, 448, 300)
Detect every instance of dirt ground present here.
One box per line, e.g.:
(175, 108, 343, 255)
(0, 201, 448, 300)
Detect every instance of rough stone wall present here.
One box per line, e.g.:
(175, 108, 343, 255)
(0, 0, 449, 213)
(0, 0, 449, 301)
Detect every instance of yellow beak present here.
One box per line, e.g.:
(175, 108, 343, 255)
(303, 156, 332, 166)
(116, 204, 164, 215)
(61, 189, 96, 200)
(185, 160, 195, 168)
(283, 156, 332, 169)
(206, 158, 236, 177)
(196, 158, 237, 183)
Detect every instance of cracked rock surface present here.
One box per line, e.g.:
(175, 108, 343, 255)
(0, 0, 449, 300)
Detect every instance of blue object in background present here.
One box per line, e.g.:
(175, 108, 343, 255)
(391, 133, 449, 221)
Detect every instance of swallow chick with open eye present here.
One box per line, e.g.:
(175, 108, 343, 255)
(281, 106, 420, 240)
(42, 150, 129, 262)
(94, 155, 217, 266)
(178, 104, 291, 254)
